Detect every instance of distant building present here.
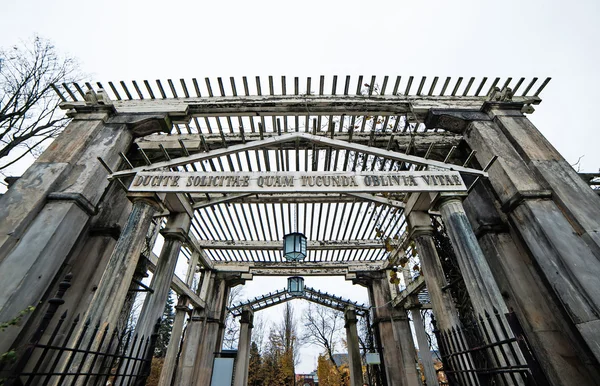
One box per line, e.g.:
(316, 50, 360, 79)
(296, 372, 318, 386)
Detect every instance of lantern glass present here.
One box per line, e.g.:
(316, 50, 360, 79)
(287, 276, 305, 296)
(283, 232, 307, 261)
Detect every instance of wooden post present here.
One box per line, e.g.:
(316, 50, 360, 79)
(232, 307, 254, 386)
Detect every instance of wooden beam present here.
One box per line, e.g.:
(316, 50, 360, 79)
(146, 252, 206, 309)
(111, 132, 485, 179)
(391, 275, 426, 308)
(196, 239, 389, 250)
(135, 132, 462, 153)
(61, 94, 541, 120)
(213, 260, 387, 276)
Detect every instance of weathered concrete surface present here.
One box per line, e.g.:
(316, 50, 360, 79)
(438, 197, 509, 316)
(465, 117, 600, 365)
(135, 212, 190, 340)
(370, 275, 420, 386)
(0, 162, 69, 262)
(79, 197, 159, 330)
(463, 182, 600, 386)
(174, 272, 215, 386)
(0, 114, 113, 262)
(12, 182, 131, 355)
(193, 277, 229, 386)
(158, 252, 199, 386)
(232, 307, 253, 386)
(0, 119, 132, 355)
(408, 211, 462, 331)
(344, 308, 364, 386)
(494, 113, 600, 258)
(410, 308, 439, 386)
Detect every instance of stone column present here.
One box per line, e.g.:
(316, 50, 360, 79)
(233, 306, 254, 386)
(407, 211, 462, 331)
(79, 195, 161, 330)
(174, 271, 215, 386)
(436, 196, 508, 316)
(158, 252, 200, 386)
(344, 307, 364, 386)
(410, 308, 439, 386)
(0, 112, 131, 354)
(462, 114, 600, 364)
(369, 274, 420, 386)
(427, 105, 600, 383)
(135, 212, 191, 340)
(0, 104, 171, 354)
(193, 277, 229, 386)
(461, 181, 600, 385)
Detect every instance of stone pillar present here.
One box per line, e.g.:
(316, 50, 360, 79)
(410, 308, 439, 386)
(369, 274, 420, 386)
(193, 277, 229, 386)
(233, 306, 254, 386)
(437, 196, 508, 316)
(462, 111, 600, 365)
(0, 105, 171, 354)
(0, 111, 131, 354)
(427, 105, 600, 383)
(79, 195, 160, 330)
(174, 271, 215, 386)
(461, 180, 600, 385)
(344, 307, 364, 386)
(407, 211, 462, 331)
(135, 212, 191, 340)
(158, 252, 200, 386)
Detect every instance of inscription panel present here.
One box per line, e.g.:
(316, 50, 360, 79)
(128, 171, 467, 193)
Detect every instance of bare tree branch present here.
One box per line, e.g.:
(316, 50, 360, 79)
(0, 36, 79, 171)
(302, 303, 344, 371)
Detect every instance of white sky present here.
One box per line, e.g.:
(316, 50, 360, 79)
(3, 0, 600, 374)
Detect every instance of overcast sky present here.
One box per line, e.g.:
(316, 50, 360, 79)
(3, 0, 600, 374)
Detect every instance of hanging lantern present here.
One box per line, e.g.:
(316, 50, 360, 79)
(287, 276, 305, 296)
(283, 232, 307, 261)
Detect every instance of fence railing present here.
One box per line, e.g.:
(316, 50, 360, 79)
(0, 274, 158, 386)
(432, 308, 549, 386)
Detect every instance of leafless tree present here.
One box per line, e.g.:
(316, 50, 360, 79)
(302, 303, 344, 367)
(0, 36, 78, 172)
(274, 302, 303, 366)
(251, 313, 268, 353)
(222, 285, 245, 350)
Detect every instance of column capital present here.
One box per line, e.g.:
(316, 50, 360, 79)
(161, 212, 192, 242)
(344, 307, 358, 327)
(240, 306, 254, 327)
(127, 192, 164, 210)
(407, 211, 434, 239)
(430, 192, 468, 211)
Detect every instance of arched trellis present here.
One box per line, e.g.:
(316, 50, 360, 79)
(228, 285, 370, 317)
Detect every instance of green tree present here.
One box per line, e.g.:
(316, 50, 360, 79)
(154, 291, 175, 357)
(248, 341, 264, 386)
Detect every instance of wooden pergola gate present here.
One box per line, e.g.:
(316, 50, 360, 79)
(1, 75, 600, 386)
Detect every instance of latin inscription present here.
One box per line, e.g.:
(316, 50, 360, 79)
(129, 171, 467, 193)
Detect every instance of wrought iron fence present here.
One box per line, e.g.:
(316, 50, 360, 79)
(432, 309, 549, 386)
(0, 274, 158, 386)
